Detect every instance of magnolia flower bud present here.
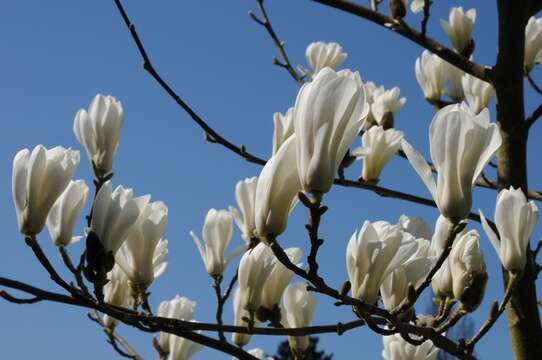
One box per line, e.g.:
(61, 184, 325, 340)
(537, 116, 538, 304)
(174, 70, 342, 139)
(73, 94, 123, 176)
(382, 333, 439, 360)
(282, 283, 316, 359)
(191, 208, 238, 278)
(430, 216, 457, 300)
(90, 180, 140, 255)
(272, 108, 295, 155)
(255, 136, 301, 239)
(232, 286, 260, 347)
(352, 126, 403, 184)
(381, 256, 433, 311)
(115, 197, 168, 292)
(415, 51, 447, 101)
(103, 264, 131, 329)
(238, 243, 275, 314)
(370, 87, 406, 129)
(524, 16, 542, 73)
(294, 68, 368, 194)
(363, 81, 385, 129)
(46, 179, 89, 246)
(440, 7, 476, 56)
(450, 230, 487, 312)
(480, 187, 538, 273)
(156, 295, 196, 354)
(461, 73, 495, 115)
(230, 177, 258, 244)
(12, 145, 80, 236)
(346, 221, 418, 304)
(401, 104, 501, 220)
(261, 247, 302, 310)
(398, 214, 431, 240)
(305, 42, 347, 76)
(169, 329, 203, 360)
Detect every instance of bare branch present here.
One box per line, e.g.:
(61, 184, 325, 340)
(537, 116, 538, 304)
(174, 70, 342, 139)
(311, 0, 491, 82)
(249, 0, 304, 84)
(527, 74, 542, 96)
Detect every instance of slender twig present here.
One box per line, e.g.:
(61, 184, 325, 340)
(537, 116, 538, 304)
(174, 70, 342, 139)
(436, 306, 466, 333)
(527, 74, 542, 96)
(213, 277, 226, 342)
(420, 0, 432, 36)
(312, 0, 490, 82)
(88, 310, 143, 360)
(298, 193, 326, 284)
(59, 246, 91, 297)
(0, 290, 41, 304)
(249, 0, 304, 84)
(465, 274, 519, 352)
(526, 102, 542, 128)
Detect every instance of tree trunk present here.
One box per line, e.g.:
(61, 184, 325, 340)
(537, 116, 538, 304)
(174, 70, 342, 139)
(495, 1, 542, 359)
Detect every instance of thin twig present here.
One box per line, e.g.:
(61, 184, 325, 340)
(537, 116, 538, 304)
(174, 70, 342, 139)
(526, 102, 542, 128)
(527, 74, 542, 96)
(59, 246, 91, 297)
(421, 0, 432, 36)
(249, 0, 304, 84)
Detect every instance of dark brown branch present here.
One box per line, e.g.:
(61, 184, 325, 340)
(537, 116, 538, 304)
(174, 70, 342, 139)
(0, 290, 41, 304)
(312, 0, 490, 82)
(298, 193, 326, 284)
(420, 0, 432, 36)
(249, 0, 304, 84)
(59, 246, 91, 297)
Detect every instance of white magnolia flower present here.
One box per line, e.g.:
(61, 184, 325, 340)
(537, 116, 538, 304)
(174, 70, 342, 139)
(294, 67, 368, 194)
(103, 264, 131, 329)
(168, 329, 203, 360)
(157, 295, 196, 354)
(255, 136, 301, 239)
(46, 179, 89, 246)
(230, 177, 258, 244)
(232, 286, 260, 347)
(480, 187, 538, 273)
(12, 145, 80, 236)
(444, 61, 465, 102)
(90, 180, 140, 255)
(381, 256, 433, 311)
(440, 7, 476, 55)
(415, 50, 447, 101)
(73, 94, 123, 176)
(462, 73, 496, 115)
(191, 208, 240, 278)
(261, 247, 302, 310)
(238, 242, 275, 313)
(525, 16, 542, 73)
(305, 42, 347, 75)
(352, 126, 403, 184)
(449, 230, 487, 311)
(401, 104, 501, 220)
(282, 283, 316, 359)
(382, 333, 439, 360)
(363, 81, 386, 129)
(115, 197, 168, 290)
(272, 108, 295, 155)
(371, 87, 406, 128)
(346, 221, 418, 304)
(398, 214, 431, 240)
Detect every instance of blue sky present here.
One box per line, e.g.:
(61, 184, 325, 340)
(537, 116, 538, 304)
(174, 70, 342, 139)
(1, 1, 541, 359)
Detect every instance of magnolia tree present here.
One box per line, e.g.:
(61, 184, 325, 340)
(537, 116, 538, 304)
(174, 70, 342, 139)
(3, 0, 542, 359)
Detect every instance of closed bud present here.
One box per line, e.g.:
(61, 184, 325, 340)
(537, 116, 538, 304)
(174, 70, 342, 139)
(282, 283, 316, 359)
(238, 243, 275, 313)
(12, 145, 80, 236)
(402, 104, 501, 220)
(232, 286, 260, 347)
(450, 230, 487, 312)
(46, 179, 89, 246)
(191, 208, 240, 277)
(73, 94, 123, 176)
(415, 51, 447, 101)
(230, 177, 258, 244)
(480, 187, 538, 273)
(294, 68, 368, 194)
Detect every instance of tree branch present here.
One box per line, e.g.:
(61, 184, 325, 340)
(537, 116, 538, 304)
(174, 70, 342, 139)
(311, 0, 491, 82)
(249, 0, 304, 84)
(527, 74, 542, 96)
